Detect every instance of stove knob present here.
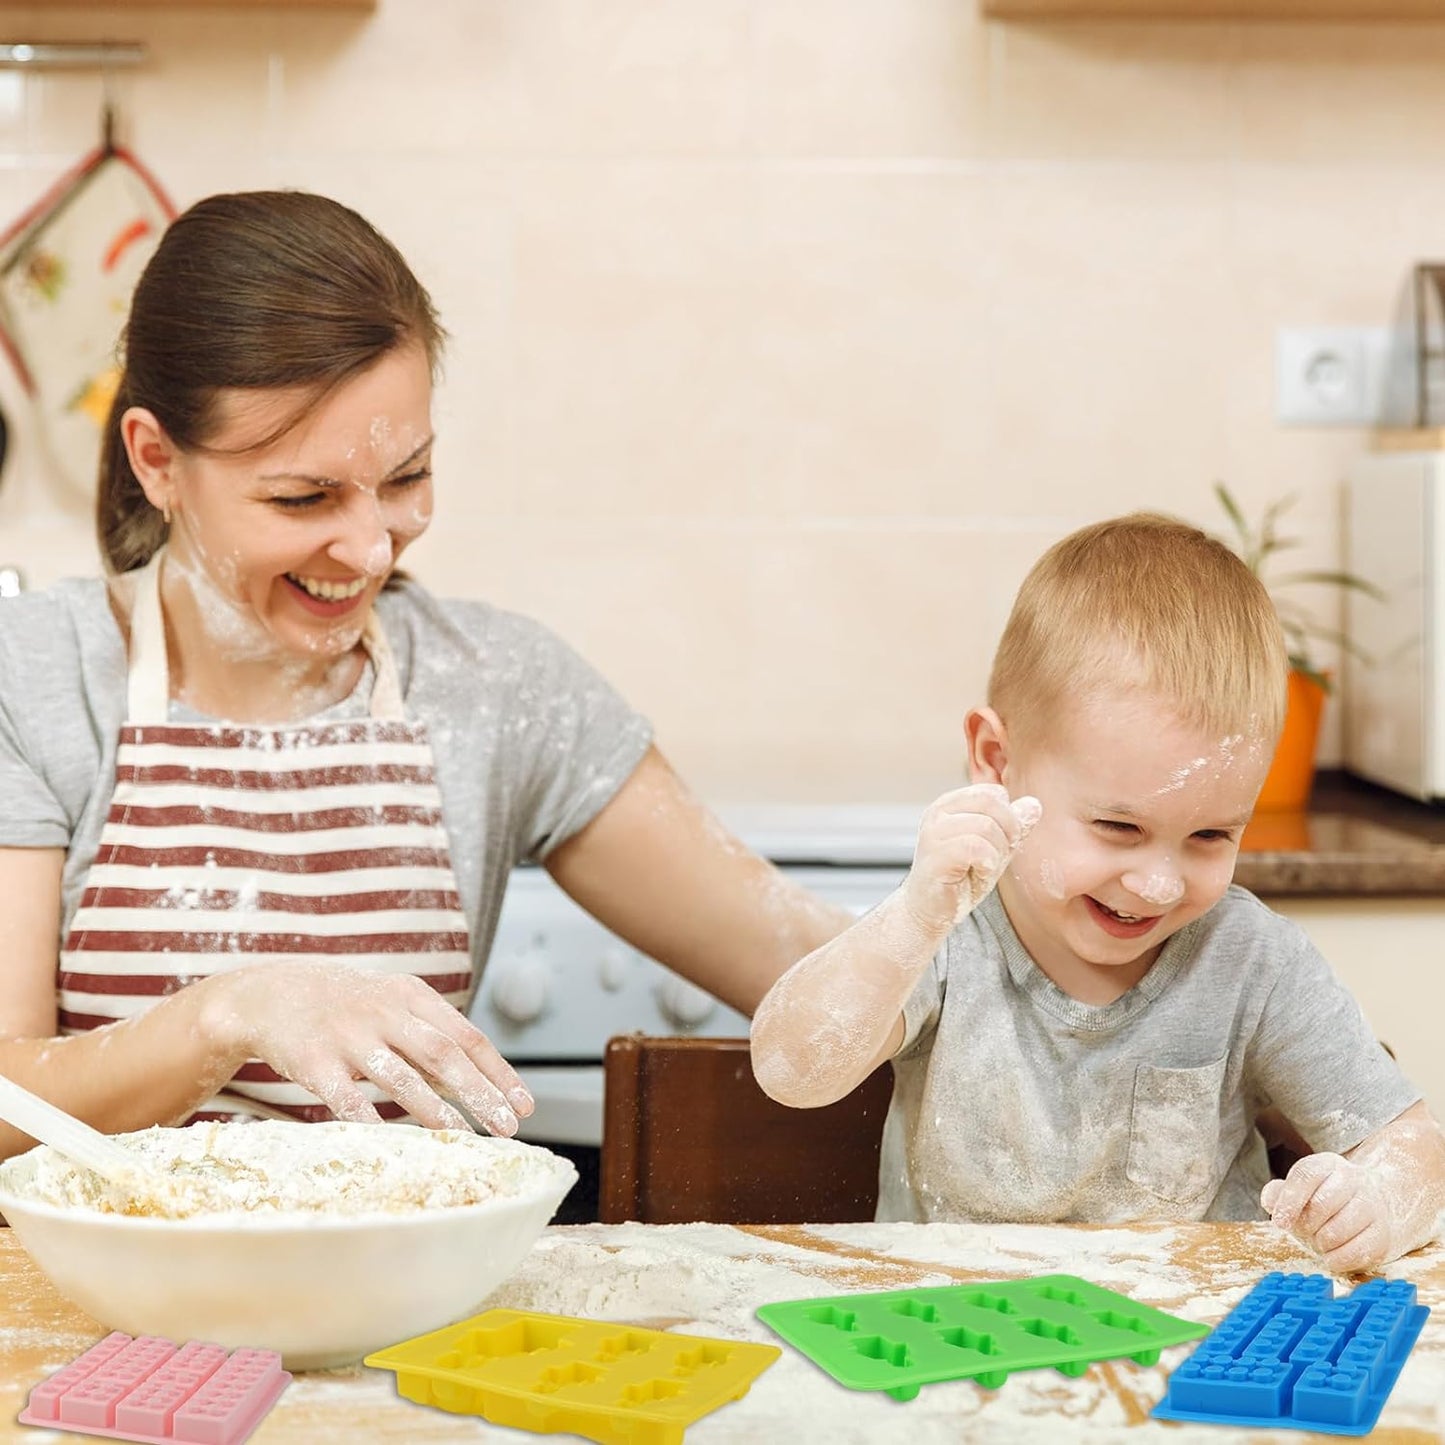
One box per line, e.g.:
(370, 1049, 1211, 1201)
(490, 956, 551, 1025)
(598, 946, 630, 992)
(657, 974, 716, 1029)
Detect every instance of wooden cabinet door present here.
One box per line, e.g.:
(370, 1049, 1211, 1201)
(984, 0, 1445, 17)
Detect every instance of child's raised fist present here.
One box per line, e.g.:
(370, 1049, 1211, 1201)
(899, 784, 1041, 937)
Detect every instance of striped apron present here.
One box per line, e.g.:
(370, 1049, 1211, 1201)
(57, 550, 476, 1123)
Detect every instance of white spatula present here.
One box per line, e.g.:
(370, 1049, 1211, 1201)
(0, 1071, 153, 1189)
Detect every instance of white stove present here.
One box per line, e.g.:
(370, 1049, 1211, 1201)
(469, 806, 919, 1151)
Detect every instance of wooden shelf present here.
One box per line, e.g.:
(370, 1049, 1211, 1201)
(1371, 428, 1445, 452)
(984, 0, 1445, 17)
(28, 0, 375, 8)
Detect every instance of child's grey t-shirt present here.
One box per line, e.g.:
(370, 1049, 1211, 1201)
(0, 575, 653, 999)
(878, 886, 1419, 1224)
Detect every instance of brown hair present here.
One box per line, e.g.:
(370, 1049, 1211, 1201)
(989, 511, 1288, 749)
(97, 190, 445, 574)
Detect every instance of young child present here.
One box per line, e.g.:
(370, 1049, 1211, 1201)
(752, 512, 1445, 1273)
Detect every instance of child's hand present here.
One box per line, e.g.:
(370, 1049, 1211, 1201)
(1260, 1153, 1398, 1274)
(898, 784, 1042, 936)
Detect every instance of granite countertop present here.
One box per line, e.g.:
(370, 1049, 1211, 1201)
(1235, 770, 1445, 897)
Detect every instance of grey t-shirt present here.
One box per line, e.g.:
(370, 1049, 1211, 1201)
(0, 575, 653, 999)
(878, 885, 1419, 1224)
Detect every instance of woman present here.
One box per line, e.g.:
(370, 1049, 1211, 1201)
(0, 191, 850, 1160)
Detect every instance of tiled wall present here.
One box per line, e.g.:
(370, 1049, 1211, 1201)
(3, 1, 1442, 803)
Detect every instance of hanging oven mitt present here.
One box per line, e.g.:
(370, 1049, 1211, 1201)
(0, 143, 173, 503)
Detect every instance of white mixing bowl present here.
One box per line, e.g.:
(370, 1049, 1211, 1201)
(0, 1123, 577, 1370)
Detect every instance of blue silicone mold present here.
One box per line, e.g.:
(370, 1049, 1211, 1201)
(1152, 1272, 1428, 1436)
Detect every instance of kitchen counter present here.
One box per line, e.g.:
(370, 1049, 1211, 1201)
(1234, 770, 1445, 896)
(1, 1221, 1440, 1443)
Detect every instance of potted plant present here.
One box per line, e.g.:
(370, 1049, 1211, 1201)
(1212, 482, 1384, 811)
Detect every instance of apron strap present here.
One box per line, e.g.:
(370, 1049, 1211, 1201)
(126, 549, 170, 724)
(127, 547, 405, 724)
(361, 610, 405, 721)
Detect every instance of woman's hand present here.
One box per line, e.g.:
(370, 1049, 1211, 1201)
(198, 963, 534, 1134)
(899, 784, 1042, 937)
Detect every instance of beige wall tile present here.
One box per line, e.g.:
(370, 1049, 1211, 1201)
(3, 0, 1433, 793)
(508, 161, 1015, 522)
(749, 0, 990, 158)
(0, 73, 25, 157)
(967, 162, 1239, 518)
(1233, 25, 1445, 165)
(507, 163, 763, 518)
(495, 0, 754, 157)
(276, 0, 753, 159)
(738, 167, 999, 518)
(409, 518, 1058, 802)
(1226, 165, 1433, 322)
(274, 2, 522, 159)
(985, 22, 1237, 161)
(16, 13, 280, 166)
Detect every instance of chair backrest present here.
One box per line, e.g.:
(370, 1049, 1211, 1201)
(600, 1034, 894, 1225)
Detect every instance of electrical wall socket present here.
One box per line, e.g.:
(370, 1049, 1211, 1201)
(1275, 325, 1397, 427)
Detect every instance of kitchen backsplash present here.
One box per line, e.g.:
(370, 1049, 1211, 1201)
(3, 0, 1443, 800)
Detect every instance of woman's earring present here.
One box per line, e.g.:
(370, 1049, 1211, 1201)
(162, 504, 172, 526)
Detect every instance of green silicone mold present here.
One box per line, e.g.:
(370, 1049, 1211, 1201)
(756, 1274, 1209, 1401)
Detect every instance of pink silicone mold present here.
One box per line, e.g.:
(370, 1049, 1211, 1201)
(18, 1331, 290, 1445)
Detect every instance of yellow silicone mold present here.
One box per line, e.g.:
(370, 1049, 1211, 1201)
(364, 1309, 780, 1445)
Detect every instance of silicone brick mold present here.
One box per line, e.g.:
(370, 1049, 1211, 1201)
(755, 1273, 1209, 1401)
(1152, 1271, 1429, 1435)
(18, 1331, 290, 1445)
(364, 1308, 780, 1445)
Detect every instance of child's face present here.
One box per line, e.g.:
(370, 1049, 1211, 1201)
(989, 688, 1271, 979)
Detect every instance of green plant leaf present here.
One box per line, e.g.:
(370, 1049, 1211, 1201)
(1255, 496, 1299, 571)
(1253, 534, 1303, 568)
(1274, 608, 1375, 665)
(1272, 598, 1321, 626)
(1260, 494, 1298, 532)
(1270, 569, 1387, 601)
(1295, 625, 1376, 664)
(1213, 482, 1251, 550)
(1212, 483, 1386, 684)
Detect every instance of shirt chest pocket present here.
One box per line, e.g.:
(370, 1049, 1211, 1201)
(1124, 1056, 1229, 1207)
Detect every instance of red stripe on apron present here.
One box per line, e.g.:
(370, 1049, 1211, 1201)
(65, 931, 472, 955)
(104, 803, 443, 831)
(58, 971, 475, 998)
(91, 843, 452, 872)
(124, 721, 423, 748)
(78, 887, 465, 914)
(115, 762, 436, 789)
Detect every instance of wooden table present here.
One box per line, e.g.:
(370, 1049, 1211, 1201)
(1, 1221, 1441, 1443)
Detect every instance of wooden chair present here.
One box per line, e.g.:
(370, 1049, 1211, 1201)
(600, 1034, 894, 1225)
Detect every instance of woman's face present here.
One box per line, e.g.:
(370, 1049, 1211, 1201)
(164, 343, 435, 661)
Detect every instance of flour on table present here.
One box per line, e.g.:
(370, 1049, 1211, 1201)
(468, 1221, 1440, 1445)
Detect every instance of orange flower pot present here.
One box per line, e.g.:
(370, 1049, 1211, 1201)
(1254, 669, 1328, 813)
